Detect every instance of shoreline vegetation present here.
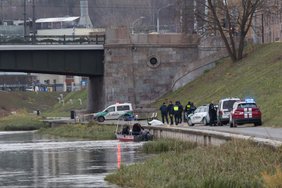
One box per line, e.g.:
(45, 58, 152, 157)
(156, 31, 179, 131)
(0, 111, 47, 131)
(0, 113, 281, 187)
(37, 123, 117, 140)
(106, 139, 282, 188)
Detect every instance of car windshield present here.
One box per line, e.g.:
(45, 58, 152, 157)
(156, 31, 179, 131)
(238, 103, 257, 108)
(223, 100, 239, 111)
(194, 106, 208, 113)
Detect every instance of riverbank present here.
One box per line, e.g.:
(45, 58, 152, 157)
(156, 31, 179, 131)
(106, 139, 282, 188)
(0, 112, 47, 131)
(37, 123, 117, 140)
(1, 112, 281, 187)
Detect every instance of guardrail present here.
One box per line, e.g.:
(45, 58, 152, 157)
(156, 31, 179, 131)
(0, 35, 106, 45)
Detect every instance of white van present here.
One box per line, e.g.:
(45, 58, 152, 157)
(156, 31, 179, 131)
(93, 103, 133, 122)
(217, 98, 240, 125)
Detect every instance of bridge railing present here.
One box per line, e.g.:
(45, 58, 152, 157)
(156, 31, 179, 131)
(0, 35, 105, 45)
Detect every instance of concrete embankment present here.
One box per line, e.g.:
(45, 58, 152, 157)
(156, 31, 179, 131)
(143, 125, 282, 148)
(43, 118, 282, 148)
(112, 120, 282, 148)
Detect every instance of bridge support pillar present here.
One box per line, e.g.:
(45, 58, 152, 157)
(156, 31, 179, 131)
(87, 76, 104, 113)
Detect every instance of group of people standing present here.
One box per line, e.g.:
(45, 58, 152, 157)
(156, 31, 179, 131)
(159, 101, 196, 125)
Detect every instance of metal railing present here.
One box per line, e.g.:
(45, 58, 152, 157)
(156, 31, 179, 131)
(0, 35, 106, 45)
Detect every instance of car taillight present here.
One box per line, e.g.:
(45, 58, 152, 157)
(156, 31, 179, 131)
(234, 108, 244, 115)
(219, 110, 223, 115)
(252, 108, 261, 115)
(252, 108, 260, 112)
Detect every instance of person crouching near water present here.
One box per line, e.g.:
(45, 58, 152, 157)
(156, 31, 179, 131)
(132, 123, 144, 135)
(121, 125, 130, 135)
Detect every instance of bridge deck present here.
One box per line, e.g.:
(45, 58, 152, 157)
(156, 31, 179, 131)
(0, 45, 104, 50)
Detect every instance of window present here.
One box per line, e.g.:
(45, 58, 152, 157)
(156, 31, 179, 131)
(238, 103, 257, 108)
(117, 105, 130, 111)
(195, 107, 202, 113)
(223, 100, 239, 111)
(105, 107, 115, 112)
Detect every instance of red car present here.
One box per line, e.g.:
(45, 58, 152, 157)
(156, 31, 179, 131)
(229, 99, 262, 127)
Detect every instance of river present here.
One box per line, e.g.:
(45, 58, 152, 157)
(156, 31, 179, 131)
(0, 131, 149, 187)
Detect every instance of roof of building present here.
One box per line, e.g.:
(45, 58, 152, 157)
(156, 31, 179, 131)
(36, 17, 80, 23)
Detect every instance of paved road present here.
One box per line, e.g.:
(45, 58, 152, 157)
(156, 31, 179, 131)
(103, 120, 282, 142)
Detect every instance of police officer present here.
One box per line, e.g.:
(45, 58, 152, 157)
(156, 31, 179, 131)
(209, 102, 217, 126)
(167, 101, 174, 125)
(184, 101, 192, 122)
(159, 102, 169, 124)
(190, 102, 196, 113)
(173, 101, 181, 125)
(178, 101, 183, 124)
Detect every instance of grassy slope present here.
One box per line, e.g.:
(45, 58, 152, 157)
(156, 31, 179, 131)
(0, 91, 60, 115)
(0, 90, 87, 117)
(44, 89, 87, 116)
(1, 43, 282, 126)
(156, 43, 282, 127)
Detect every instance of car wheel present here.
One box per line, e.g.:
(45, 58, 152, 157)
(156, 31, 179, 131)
(123, 114, 130, 121)
(254, 120, 262, 126)
(187, 118, 194, 126)
(203, 118, 208, 126)
(97, 116, 105, 122)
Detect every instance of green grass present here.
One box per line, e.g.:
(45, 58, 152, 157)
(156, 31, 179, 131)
(156, 43, 282, 127)
(37, 123, 116, 140)
(44, 89, 87, 117)
(105, 139, 282, 188)
(0, 90, 87, 118)
(142, 138, 197, 153)
(0, 111, 47, 131)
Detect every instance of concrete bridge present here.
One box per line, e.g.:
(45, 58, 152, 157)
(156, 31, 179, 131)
(0, 27, 226, 112)
(0, 44, 105, 112)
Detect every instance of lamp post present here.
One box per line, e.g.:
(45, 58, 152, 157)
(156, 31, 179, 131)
(32, 0, 36, 44)
(131, 16, 145, 34)
(24, 0, 26, 37)
(157, 4, 173, 33)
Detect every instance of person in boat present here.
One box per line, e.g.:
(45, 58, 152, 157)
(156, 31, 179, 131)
(121, 125, 130, 135)
(132, 123, 144, 135)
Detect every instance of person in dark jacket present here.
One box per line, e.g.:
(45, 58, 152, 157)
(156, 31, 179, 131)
(159, 102, 169, 124)
(184, 101, 192, 122)
(122, 125, 130, 135)
(178, 101, 183, 124)
(190, 102, 196, 113)
(173, 101, 181, 125)
(132, 123, 144, 135)
(167, 101, 174, 125)
(209, 103, 217, 126)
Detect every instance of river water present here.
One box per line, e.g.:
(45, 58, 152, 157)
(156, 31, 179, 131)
(0, 131, 148, 188)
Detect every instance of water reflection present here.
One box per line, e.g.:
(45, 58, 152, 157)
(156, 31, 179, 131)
(0, 131, 147, 187)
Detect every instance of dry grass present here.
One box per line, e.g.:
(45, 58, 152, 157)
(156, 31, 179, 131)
(106, 139, 282, 188)
(262, 166, 282, 188)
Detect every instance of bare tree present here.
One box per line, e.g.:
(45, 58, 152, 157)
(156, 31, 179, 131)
(196, 0, 264, 62)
